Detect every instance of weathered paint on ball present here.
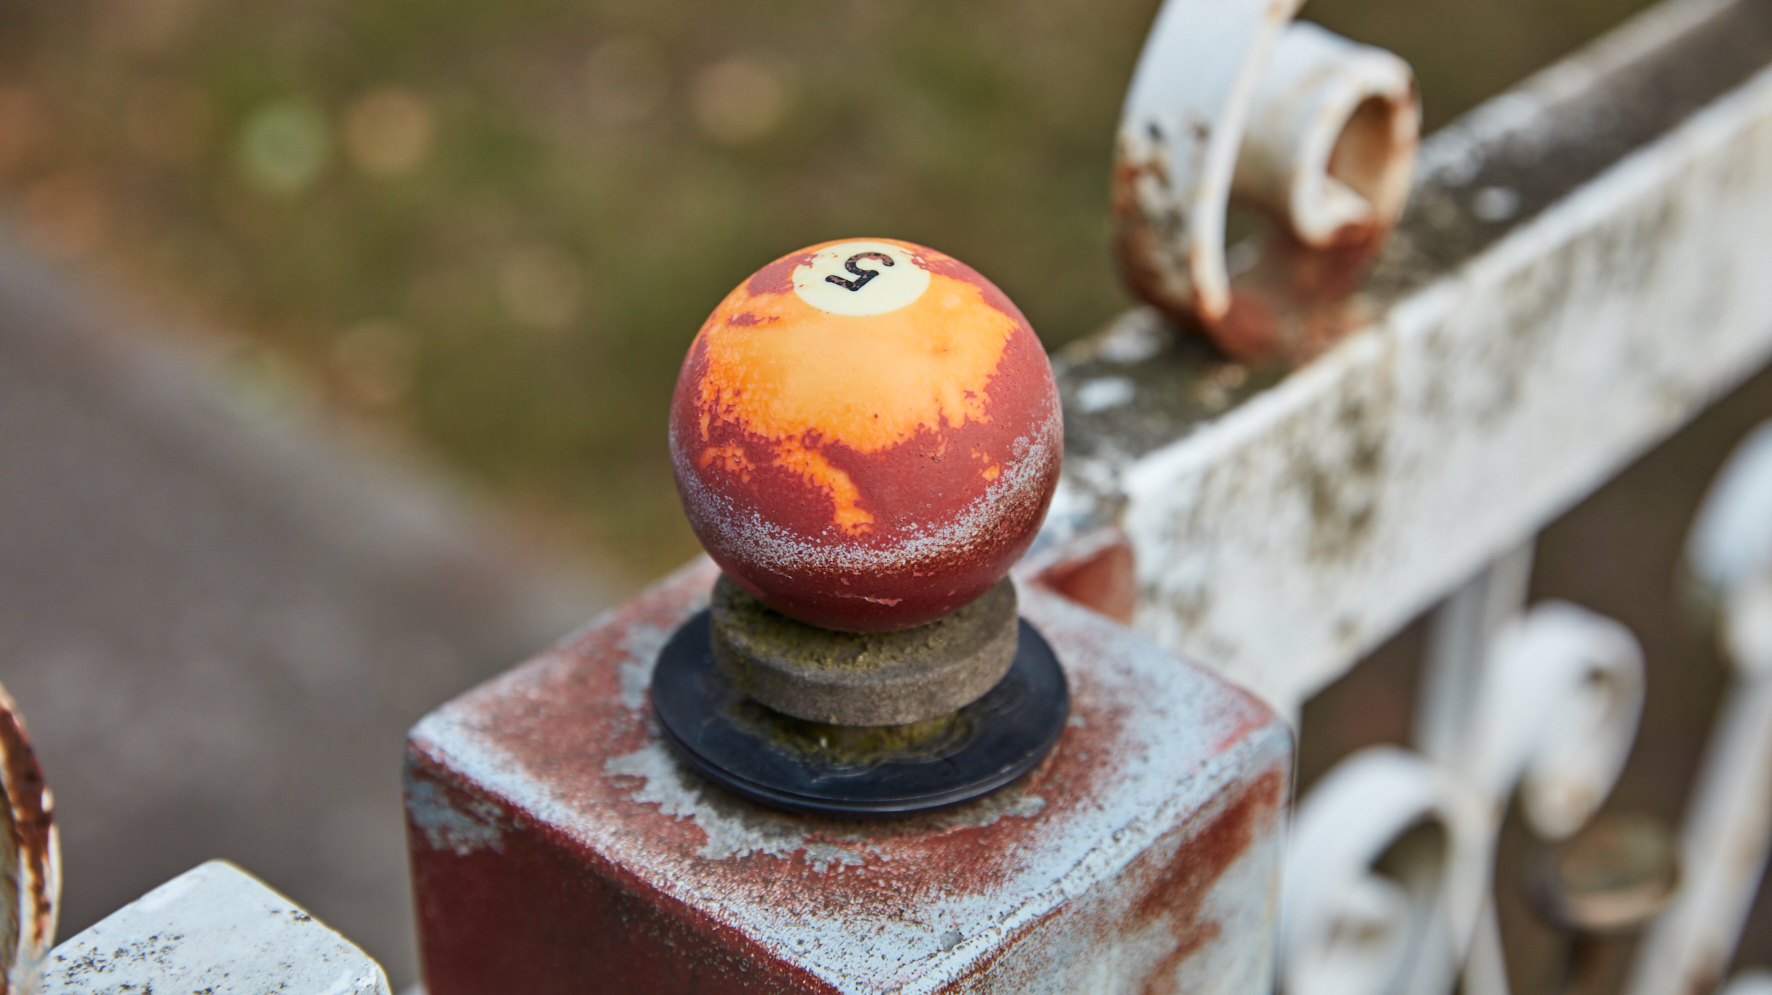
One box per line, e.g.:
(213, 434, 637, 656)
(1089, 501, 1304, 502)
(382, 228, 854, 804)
(670, 238, 1062, 632)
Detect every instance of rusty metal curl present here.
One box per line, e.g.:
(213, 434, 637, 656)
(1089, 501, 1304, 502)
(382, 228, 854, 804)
(0, 683, 59, 995)
(1114, 0, 1419, 363)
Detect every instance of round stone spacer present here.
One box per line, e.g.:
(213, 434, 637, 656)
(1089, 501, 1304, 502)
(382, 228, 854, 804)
(669, 238, 1063, 633)
(709, 574, 1019, 727)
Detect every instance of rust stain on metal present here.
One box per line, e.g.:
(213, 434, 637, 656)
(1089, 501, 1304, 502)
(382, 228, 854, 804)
(931, 760, 1289, 995)
(1025, 527, 1139, 624)
(409, 562, 1291, 993)
(1113, 166, 1388, 365)
(1112, 138, 1193, 327)
(0, 682, 58, 994)
(1148, 770, 1284, 978)
(1219, 228, 1386, 362)
(1130, 768, 1287, 976)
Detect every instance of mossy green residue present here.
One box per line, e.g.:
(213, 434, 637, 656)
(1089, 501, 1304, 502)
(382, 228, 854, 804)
(727, 699, 971, 770)
(712, 575, 1014, 675)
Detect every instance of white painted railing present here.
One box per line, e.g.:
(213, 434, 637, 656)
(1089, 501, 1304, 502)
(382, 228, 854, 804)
(1043, 0, 1772, 990)
(1629, 424, 1772, 995)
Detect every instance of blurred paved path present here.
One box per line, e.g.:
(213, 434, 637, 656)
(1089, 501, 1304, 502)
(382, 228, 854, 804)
(0, 227, 615, 986)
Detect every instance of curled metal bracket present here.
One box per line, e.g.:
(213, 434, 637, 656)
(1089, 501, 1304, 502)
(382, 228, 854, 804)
(1688, 419, 1772, 675)
(1114, 0, 1419, 362)
(1465, 602, 1645, 839)
(1280, 747, 1487, 995)
(1281, 603, 1644, 995)
(0, 683, 58, 995)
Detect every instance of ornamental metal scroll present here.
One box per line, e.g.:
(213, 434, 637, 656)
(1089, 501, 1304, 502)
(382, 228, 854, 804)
(1279, 747, 1486, 995)
(1463, 603, 1645, 841)
(1628, 421, 1772, 995)
(1114, 0, 1419, 363)
(1280, 603, 1646, 995)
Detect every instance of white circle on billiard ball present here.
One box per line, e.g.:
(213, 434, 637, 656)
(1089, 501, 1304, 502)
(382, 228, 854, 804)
(792, 241, 932, 316)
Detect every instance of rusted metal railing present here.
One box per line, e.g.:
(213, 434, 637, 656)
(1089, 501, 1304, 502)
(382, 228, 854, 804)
(1058, 0, 1772, 992)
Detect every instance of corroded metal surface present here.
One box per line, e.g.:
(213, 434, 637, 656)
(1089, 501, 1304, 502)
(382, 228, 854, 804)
(407, 561, 1290, 994)
(1058, 0, 1772, 714)
(1527, 812, 1678, 935)
(0, 683, 57, 995)
(1113, 1, 1418, 361)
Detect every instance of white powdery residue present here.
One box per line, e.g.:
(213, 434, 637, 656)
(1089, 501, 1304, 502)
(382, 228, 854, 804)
(619, 659, 652, 712)
(890, 739, 1251, 995)
(405, 771, 507, 855)
(804, 844, 869, 874)
(1074, 377, 1136, 414)
(1417, 91, 1547, 186)
(1092, 309, 1166, 364)
(414, 712, 590, 849)
(412, 583, 1284, 994)
(317, 968, 383, 995)
(889, 802, 1180, 995)
(605, 741, 872, 866)
(680, 408, 1063, 581)
(133, 867, 203, 912)
(968, 791, 1045, 825)
(618, 622, 672, 711)
(1002, 793, 1045, 822)
(420, 714, 964, 989)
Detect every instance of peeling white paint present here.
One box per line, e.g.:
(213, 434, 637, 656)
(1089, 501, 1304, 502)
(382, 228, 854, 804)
(1092, 57, 1772, 714)
(617, 622, 671, 711)
(1075, 377, 1137, 414)
(40, 861, 391, 994)
(605, 741, 875, 867)
(411, 581, 1289, 994)
(404, 771, 505, 855)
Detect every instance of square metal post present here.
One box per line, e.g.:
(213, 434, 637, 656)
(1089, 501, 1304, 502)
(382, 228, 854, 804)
(406, 561, 1290, 994)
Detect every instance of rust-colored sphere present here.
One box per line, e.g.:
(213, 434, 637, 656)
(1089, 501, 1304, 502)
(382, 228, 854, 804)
(669, 238, 1062, 632)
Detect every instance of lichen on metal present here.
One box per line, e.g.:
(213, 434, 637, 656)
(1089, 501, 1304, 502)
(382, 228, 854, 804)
(1058, 0, 1772, 715)
(406, 562, 1291, 994)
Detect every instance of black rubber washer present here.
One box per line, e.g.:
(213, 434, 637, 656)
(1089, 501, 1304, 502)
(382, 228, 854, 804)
(651, 610, 1069, 817)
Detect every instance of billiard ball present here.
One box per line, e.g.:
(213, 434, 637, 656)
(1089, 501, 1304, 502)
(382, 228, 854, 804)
(670, 238, 1062, 632)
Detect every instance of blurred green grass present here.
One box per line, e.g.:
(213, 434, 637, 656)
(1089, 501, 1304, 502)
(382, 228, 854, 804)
(0, 0, 1656, 581)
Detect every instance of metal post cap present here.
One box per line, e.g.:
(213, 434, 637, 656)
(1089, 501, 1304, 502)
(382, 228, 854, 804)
(668, 237, 1062, 633)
